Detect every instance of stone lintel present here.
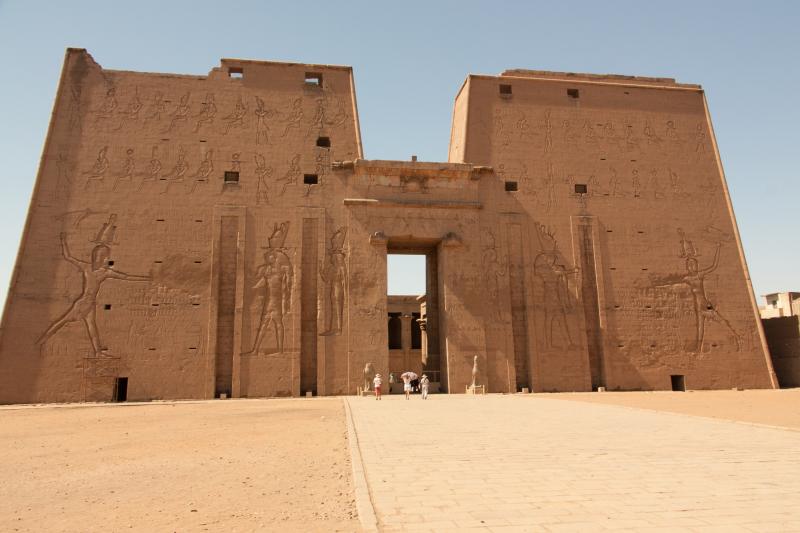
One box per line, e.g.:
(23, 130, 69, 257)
(352, 159, 491, 180)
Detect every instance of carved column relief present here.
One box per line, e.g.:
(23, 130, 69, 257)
(320, 227, 347, 336)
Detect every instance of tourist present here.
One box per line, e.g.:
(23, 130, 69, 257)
(420, 374, 430, 400)
(373, 373, 382, 400)
(402, 374, 412, 400)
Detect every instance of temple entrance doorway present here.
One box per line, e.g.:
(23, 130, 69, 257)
(386, 243, 443, 393)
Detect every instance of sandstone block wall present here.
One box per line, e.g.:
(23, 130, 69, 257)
(448, 70, 777, 392)
(0, 49, 361, 402)
(0, 50, 776, 403)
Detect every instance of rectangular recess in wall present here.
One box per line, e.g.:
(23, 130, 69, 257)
(577, 220, 605, 390)
(507, 224, 530, 391)
(300, 218, 319, 395)
(214, 215, 238, 398)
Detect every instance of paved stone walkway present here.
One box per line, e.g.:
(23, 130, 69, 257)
(346, 394, 800, 532)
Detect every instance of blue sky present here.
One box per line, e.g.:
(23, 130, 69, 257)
(0, 0, 797, 300)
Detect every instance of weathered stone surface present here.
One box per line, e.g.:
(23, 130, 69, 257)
(0, 50, 776, 403)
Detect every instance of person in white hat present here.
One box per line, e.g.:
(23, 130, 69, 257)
(420, 374, 430, 400)
(373, 373, 383, 400)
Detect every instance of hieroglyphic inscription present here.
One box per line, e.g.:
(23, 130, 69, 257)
(165, 92, 191, 132)
(254, 154, 272, 204)
(189, 149, 214, 193)
(254, 96, 274, 145)
(84, 146, 110, 188)
(138, 145, 162, 191)
(114, 88, 142, 131)
(193, 93, 217, 132)
(161, 146, 189, 193)
(112, 148, 135, 191)
(281, 98, 303, 137)
(222, 95, 247, 135)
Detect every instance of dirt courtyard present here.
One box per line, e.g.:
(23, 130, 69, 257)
(0, 398, 360, 533)
(1, 389, 798, 532)
(552, 387, 800, 430)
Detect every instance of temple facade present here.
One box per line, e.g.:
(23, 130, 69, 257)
(0, 49, 777, 403)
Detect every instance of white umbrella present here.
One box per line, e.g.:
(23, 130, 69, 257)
(400, 371, 418, 381)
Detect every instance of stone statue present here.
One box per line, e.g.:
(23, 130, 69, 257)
(363, 362, 375, 392)
(470, 355, 479, 389)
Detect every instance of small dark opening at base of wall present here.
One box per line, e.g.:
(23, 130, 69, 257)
(671, 374, 686, 392)
(114, 377, 128, 402)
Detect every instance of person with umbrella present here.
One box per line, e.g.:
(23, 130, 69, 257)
(400, 371, 417, 400)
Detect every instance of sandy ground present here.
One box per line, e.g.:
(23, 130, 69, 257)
(551, 388, 800, 430)
(0, 398, 360, 533)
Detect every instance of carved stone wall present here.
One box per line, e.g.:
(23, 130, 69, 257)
(450, 70, 776, 391)
(0, 51, 775, 403)
(0, 49, 361, 403)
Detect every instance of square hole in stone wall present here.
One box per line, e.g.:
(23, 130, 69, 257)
(316, 136, 331, 148)
(567, 88, 580, 98)
(224, 171, 240, 184)
(505, 181, 518, 192)
(304, 174, 319, 185)
(305, 72, 323, 87)
(499, 84, 512, 95)
(228, 67, 243, 79)
(574, 183, 587, 194)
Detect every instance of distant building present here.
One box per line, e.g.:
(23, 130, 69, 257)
(760, 292, 800, 387)
(759, 292, 800, 319)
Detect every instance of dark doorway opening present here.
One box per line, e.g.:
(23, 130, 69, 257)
(671, 374, 686, 392)
(386, 244, 443, 391)
(388, 312, 403, 349)
(114, 377, 128, 402)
